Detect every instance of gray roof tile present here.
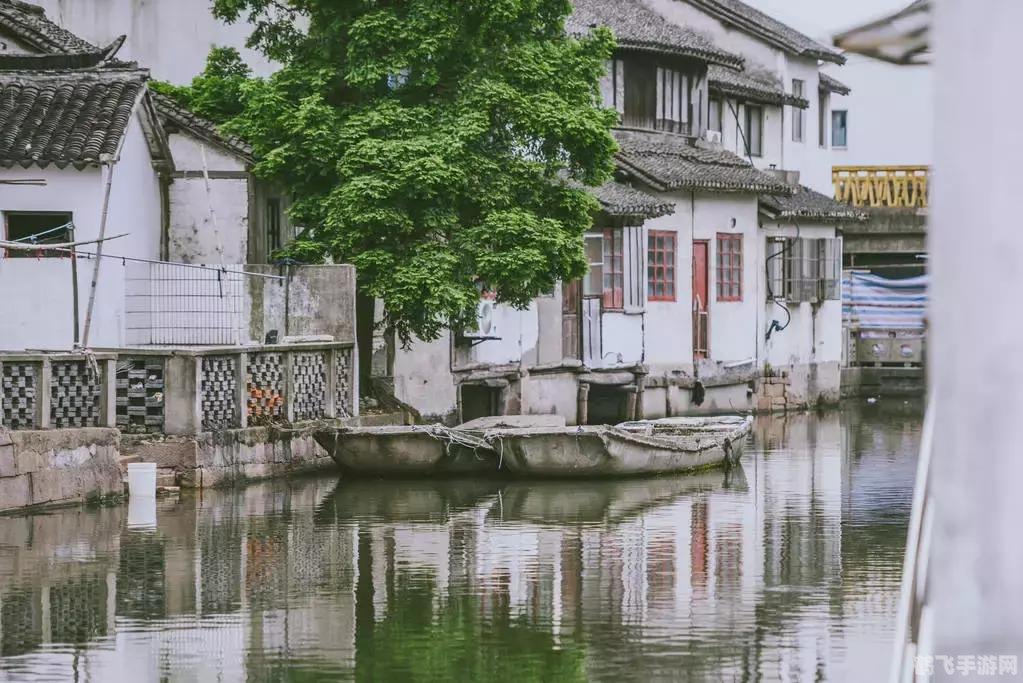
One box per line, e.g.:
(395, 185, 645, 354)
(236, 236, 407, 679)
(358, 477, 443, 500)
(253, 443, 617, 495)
(568, 0, 743, 68)
(590, 180, 675, 218)
(613, 128, 794, 195)
(0, 69, 144, 168)
(151, 91, 253, 162)
(684, 0, 844, 64)
(708, 64, 808, 108)
(0, 0, 98, 54)
(819, 72, 851, 96)
(760, 184, 867, 222)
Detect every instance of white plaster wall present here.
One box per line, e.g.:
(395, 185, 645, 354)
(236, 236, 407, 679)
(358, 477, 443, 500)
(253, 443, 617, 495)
(599, 312, 643, 366)
(642, 191, 694, 369)
(168, 177, 249, 264)
(825, 60, 933, 167)
(0, 114, 161, 350)
(33, 0, 278, 84)
(393, 333, 458, 421)
(168, 134, 247, 173)
(471, 303, 537, 367)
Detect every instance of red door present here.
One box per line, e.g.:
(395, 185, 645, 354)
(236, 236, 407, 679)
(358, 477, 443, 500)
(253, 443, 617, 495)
(692, 241, 710, 359)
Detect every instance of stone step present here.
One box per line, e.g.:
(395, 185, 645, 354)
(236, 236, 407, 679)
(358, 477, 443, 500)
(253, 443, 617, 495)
(156, 470, 177, 488)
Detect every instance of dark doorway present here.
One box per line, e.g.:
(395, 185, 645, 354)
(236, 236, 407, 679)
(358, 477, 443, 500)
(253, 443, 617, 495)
(586, 386, 629, 425)
(460, 384, 503, 424)
(356, 291, 376, 395)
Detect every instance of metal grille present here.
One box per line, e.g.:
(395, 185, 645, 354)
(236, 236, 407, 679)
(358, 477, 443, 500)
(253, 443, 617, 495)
(201, 356, 239, 431)
(50, 361, 103, 428)
(125, 261, 244, 345)
(336, 347, 354, 417)
(116, 358, 165, 434)
(292, 352, 326, 421)
(247, 353, 284, 423)
(1, 362, 38, 430)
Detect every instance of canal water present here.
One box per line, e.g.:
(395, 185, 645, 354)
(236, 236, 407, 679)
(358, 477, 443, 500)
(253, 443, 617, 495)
(0, 403, 922, 682)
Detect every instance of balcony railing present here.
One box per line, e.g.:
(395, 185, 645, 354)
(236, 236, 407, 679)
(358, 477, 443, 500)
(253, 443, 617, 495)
(833, 165, 929, 209)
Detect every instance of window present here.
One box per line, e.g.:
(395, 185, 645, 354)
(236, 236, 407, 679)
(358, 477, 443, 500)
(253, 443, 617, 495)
(602, 228, 624, 309)
(266, 198, 281, 255)
(832, 110, 848, 148)
(745, 105, 763, 157)
(602, 59, 625, 115)
(3, 212, 72, 258)
(792, 79, 805, 142)
(818, 92, 828, 148)
(583, 233, 604, 297)
(709, 97, 723, 134)
(655, 66, 691, 134)
(716, 233, 743, 301)
(647, 231, 676, 301)
(766, 237, 841, 302)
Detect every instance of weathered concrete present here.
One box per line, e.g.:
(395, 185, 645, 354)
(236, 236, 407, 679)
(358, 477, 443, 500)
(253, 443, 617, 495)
(0, 428, 122, 514)
(843, 207, 927, 257)
(247, 265, 357, 344)
(840, 366, 925, 398)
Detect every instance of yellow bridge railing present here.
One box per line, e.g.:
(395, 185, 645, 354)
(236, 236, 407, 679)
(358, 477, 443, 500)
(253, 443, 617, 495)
(833, 165, 929, 209)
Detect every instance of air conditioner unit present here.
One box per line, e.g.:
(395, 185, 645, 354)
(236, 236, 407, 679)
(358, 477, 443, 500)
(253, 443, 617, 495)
(462, 298, 500, 340)
(704, 129, 722, 144)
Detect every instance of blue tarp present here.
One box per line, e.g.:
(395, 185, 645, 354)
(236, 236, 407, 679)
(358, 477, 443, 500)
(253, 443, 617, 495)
(842, 271, 928, 332)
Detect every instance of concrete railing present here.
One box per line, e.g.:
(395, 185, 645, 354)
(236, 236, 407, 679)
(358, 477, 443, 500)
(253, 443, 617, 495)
(0, 342, 357, 435)
(833, 165, 929, 209)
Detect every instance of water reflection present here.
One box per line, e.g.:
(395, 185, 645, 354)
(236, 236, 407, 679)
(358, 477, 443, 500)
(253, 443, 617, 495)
(0, 404, 921, 682)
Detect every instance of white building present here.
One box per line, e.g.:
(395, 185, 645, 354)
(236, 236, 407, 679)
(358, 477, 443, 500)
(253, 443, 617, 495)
(388, 0, 864, 424)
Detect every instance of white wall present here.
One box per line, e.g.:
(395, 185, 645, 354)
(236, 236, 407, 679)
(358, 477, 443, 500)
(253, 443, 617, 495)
(0, 114, 161, 350)
(825, 59, 933, 167)
(33, 0, 278, 84)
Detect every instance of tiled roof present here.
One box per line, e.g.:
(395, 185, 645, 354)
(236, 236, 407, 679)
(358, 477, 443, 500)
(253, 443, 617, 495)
(708, 64, 808, 108)
(613, 128, 793, 195)
(819, 71, 851, 96)
(0, 69, 145, 168)
(150, 91, 253, 162)
(591, 180, 675, 218)
(568, 0, 743, 69)
(0, 0, 98, 54)
(684, 0, 845, 64)
(760, 184, 867, 222)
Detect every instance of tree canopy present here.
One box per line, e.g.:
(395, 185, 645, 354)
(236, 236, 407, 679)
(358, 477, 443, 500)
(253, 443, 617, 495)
(202, 0, 618, 343)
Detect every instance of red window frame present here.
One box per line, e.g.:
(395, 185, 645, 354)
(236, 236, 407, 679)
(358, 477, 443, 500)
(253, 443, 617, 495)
(647, 231, 676, 302)
(716, 233, 743, 301)
(602, 228, 624, 309)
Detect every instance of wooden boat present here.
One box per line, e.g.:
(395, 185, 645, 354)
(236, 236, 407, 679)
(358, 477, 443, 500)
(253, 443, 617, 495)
(314, 425, 501, 477)
(484, 415, 752, 478)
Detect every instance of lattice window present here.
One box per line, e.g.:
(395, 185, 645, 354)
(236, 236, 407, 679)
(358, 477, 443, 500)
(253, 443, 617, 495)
(292, 352, 327, 421)
(1, 363, 38, 430)
(247, 353, 285, 423)
(647, 231, 677, 301)
(716, 233, 743, 302)
(336, 348, 354, 417)
(201, 356, 239, 431)
(50, 361, 103, 428)
(116, 358, 164, 434)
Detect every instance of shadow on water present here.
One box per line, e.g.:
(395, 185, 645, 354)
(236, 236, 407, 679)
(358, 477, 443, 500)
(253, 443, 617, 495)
(0, 407, 922, 682)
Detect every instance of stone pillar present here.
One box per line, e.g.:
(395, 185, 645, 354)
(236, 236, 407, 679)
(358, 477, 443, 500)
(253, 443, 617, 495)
(576, 382, 589, 426)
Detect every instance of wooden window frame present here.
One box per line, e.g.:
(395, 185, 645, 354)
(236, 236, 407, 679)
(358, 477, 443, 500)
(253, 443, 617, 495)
(745, 104, 764, 157)
(647, 231, 677, 302)
(792, 79, 805, 143)
(266, 197, 282, 255)
(602, 228, 624, 310)
(709, 97, 723, 134)
(818, 91, 828, 148)
(655, 66, 691, 135)
(3, 211, 73, 259)
(715, 233, 743, 302)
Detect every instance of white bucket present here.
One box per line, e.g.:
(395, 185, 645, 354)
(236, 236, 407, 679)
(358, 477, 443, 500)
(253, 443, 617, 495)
(126, 462, 157, 499)
(127, 495, 157, 530)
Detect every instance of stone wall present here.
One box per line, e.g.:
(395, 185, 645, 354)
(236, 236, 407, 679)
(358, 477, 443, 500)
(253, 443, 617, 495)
(0, 428, 122, 514)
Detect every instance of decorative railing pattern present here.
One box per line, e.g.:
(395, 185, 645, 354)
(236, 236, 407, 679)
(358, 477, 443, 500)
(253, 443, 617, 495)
(0, 343, 356, 433)
(2, 362, 39, 430)
(50, 361, 103, 429)
(833, 165, 929, 209)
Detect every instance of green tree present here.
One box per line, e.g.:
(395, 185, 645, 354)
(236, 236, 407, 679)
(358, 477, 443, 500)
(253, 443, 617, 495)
(210, 0, 618, 343)
(150, 46, 254, 123)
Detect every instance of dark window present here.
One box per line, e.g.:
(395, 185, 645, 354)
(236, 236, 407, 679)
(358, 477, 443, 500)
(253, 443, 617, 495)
(460, 384, 502, 423)
(265, 198, 281, 255)
(832, 110, 848, 148)
(655, 66, 691, 134)
(745, 105, 763, 157)
(792, 79, 805, 142)
(819, 92, 828, 148)
(716, 233, 743, 301)
(647, 231, 676, 301)
(4, 212, 72, 258)
(709, 97, 723, 133)
(603, 59, 624, 114)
